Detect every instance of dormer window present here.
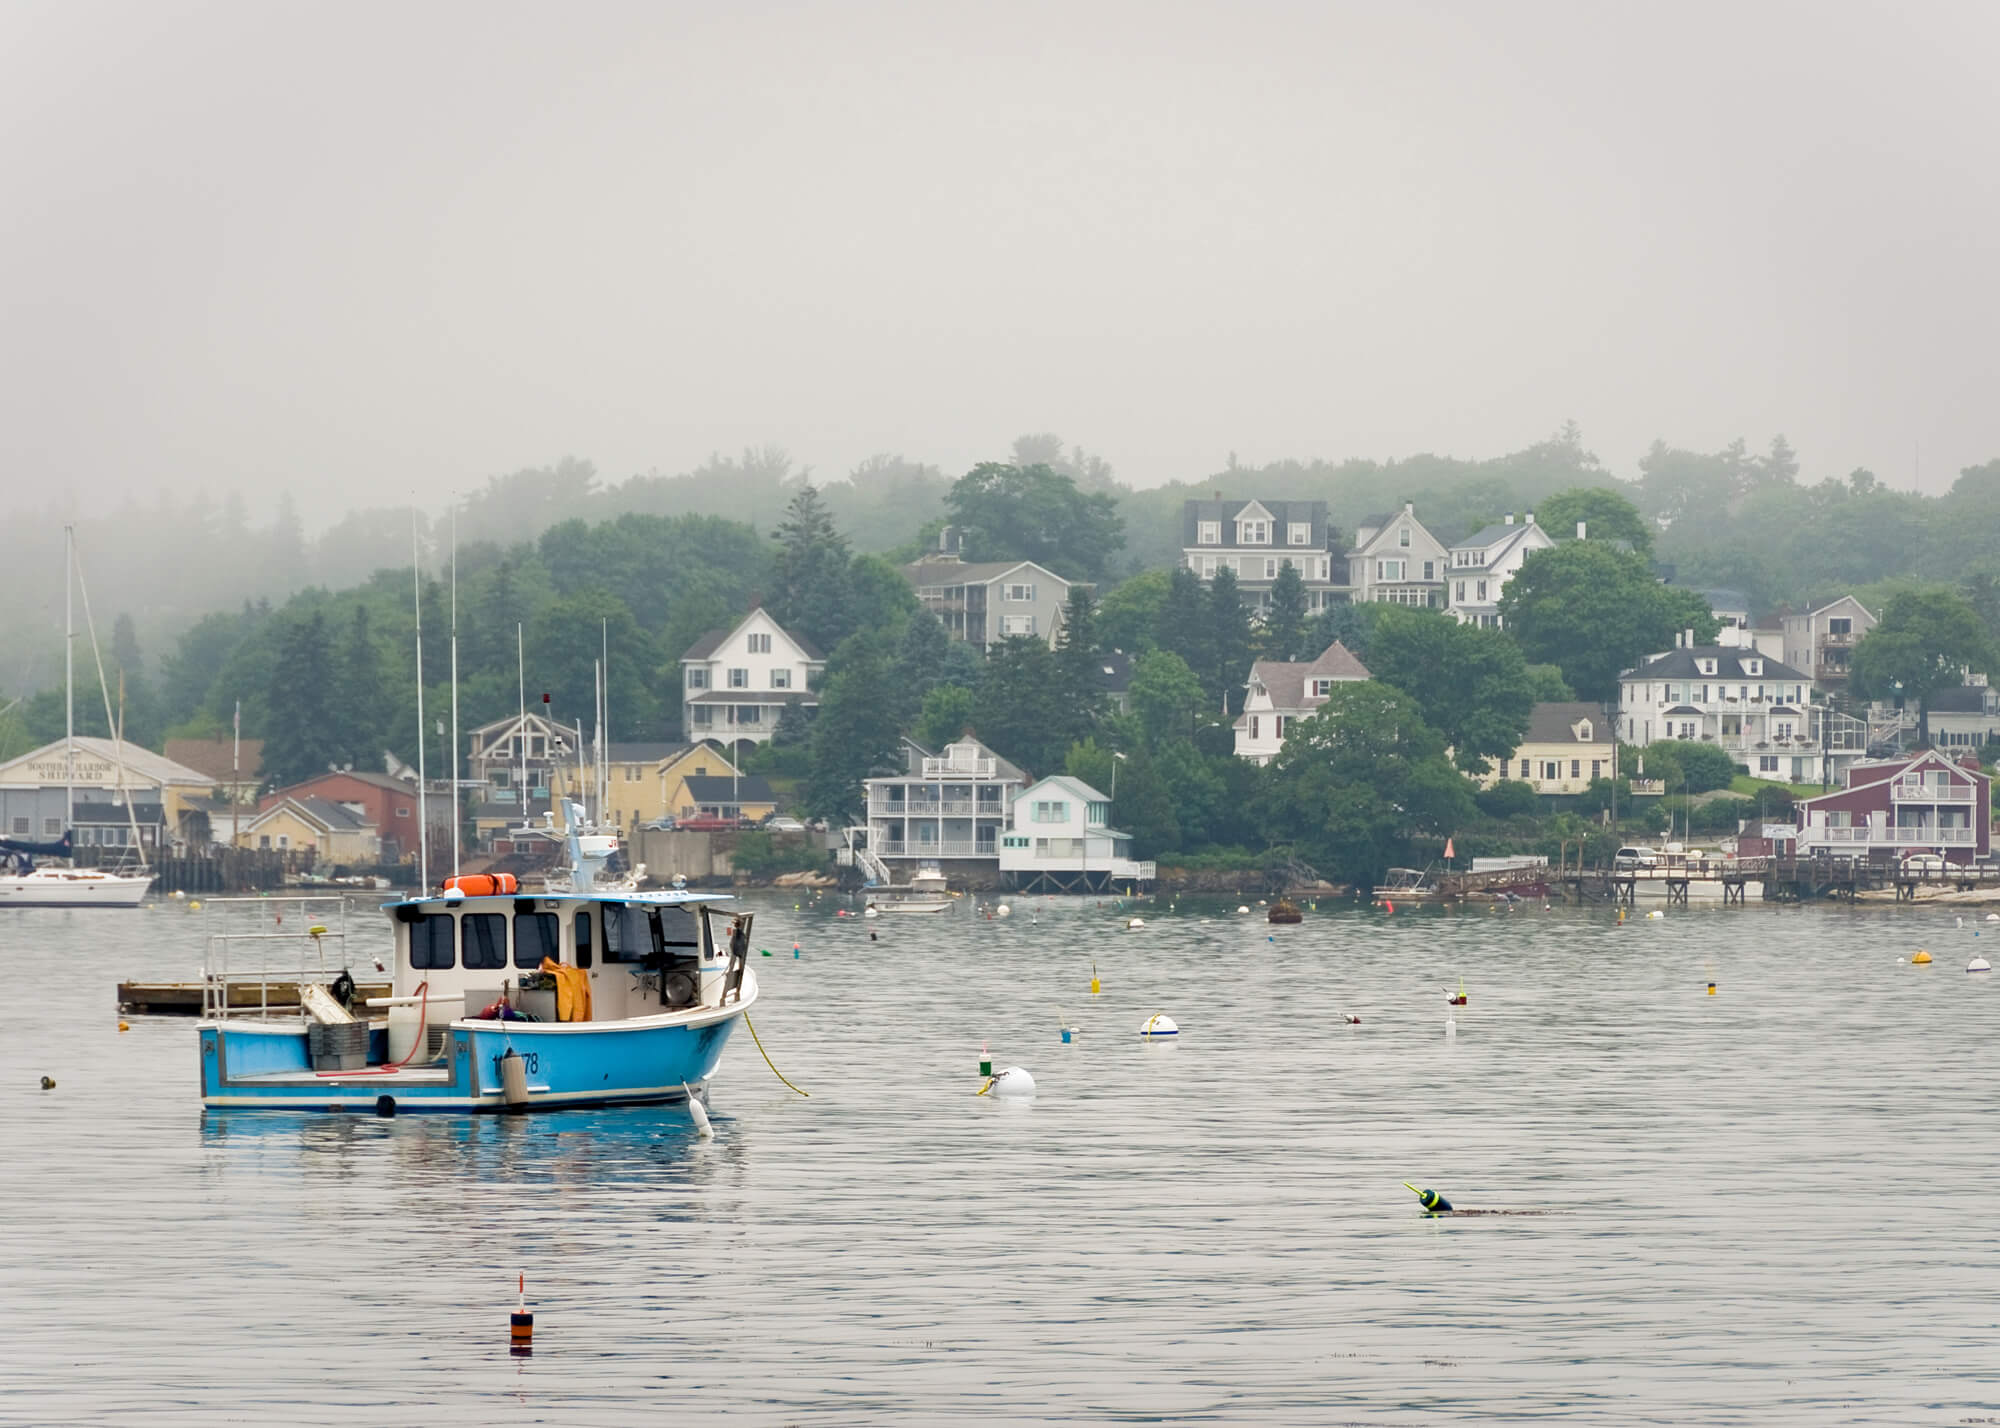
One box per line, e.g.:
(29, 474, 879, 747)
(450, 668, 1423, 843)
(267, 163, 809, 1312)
(1744, 659, 1762, 676)
(1238, 519, 1270, 545)
(1574, 720, 1592, 742)
(1197, 520, 1220, 545)
(1288, 523, 1311, 545)
(1697, 659, 1717, 675)
(1311, 679, 1333, 697)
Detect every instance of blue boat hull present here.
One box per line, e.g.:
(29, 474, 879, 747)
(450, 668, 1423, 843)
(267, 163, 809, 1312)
(199, 1007, 746, 1114)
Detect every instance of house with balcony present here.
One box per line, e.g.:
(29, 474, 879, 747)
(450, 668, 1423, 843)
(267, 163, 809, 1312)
(1782, 595, 1876, 692)
(863, 736, 1026, 873)
(1617, 637, 1866, 784)
(1183, 498, 1346, 614)
(997, 775, 1156, 892)
(901, 553, 1075, 649)
(1481, 702, 1617, 796)
(1794, 749, 1991, 864)
(1446, 513, 1555, 628)
(1345, 503, 1447, 607)
(681, 608, 826, 751)
(1233, 641, 1372, 765)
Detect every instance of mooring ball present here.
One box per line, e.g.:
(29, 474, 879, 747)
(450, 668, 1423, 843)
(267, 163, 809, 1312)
(1139, 1013, 1179, 1038)
(986, 1066, 1035, 1098)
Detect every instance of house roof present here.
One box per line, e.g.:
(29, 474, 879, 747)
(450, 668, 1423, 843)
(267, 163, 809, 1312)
(1096, 650, 1133, 695)
(1522, 702, 1611, 744)
(265, 769, 415, 802)
(1806, 594, 1877, 622)
(1929, 686, 1993, 713)
(901, 556, 1071, 593)
(681, 610, 826, 663)
(607, 742, 689, 765)
(1181, 499, 1330, 549)
(684, 690, 817, 706)
(1682, 587, 1750, 613)
(681, 775, 776, 804)
(1453, 521, 1552, 560)
(1246, 641, 1372, 712)
(244, 796, 372, 833)
(0, 736, 217, 790)
(163, 736, 265, 782)
(1662, 704, 1703, 716)
(471, 795, 553, 822)
(1021, 773, 1110, 804)
(1628, 646, 1811, 683)
(1800, 748, 1987, 806)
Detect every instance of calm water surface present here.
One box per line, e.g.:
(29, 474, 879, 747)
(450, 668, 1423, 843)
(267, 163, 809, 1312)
(3, 892, 1998, 1425)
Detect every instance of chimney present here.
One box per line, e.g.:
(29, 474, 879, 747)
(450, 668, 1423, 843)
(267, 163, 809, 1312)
(1504, 513, 1515, 526)
(1685, 628, 1695, 648)
(1404, 501, 1414, 515)
(1525, 511, 1535, 526)
(1576, 521, 1587, 540)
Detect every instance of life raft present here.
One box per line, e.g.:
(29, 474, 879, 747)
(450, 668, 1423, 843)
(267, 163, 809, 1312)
(442, 873, 518, 896)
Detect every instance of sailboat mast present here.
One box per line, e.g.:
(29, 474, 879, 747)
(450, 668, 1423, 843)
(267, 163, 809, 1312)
(450, 502, 460, 881)
(64, 523, 73, 836)
(516, 623, 528, 821)
(413, 514, 429, 893)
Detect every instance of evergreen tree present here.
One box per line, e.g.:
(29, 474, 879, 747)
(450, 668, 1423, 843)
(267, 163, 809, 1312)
(806, 632, 902, 823)
(107, 612, 161, 747)
(261, 611, 339, 788)
(1054, 584, 1106, 731)
(1156, 567, 1206, 670)
(1203, 566, 1254, 714)
(1261, 561, 1310, 662)
(335, 606, 387, 770)
(770, 483, 855, 654)
(892, 607, 953, 723)
(915, 684, 975, 749)
(972, 636, 1081, 776)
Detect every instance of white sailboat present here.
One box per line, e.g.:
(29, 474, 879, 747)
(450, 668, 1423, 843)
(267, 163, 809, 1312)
(0, 526, 153, 907)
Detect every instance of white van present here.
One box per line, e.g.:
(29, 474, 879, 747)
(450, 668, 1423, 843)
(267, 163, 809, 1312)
(1613, 846, 1659, 870)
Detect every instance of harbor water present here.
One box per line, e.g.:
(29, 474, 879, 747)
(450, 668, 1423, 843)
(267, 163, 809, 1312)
(4, 893, 1998, 1424)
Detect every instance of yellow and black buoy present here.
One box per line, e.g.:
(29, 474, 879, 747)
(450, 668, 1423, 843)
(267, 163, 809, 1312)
(1089, 962, 1100, 995)
(1706, 982, 1716, 996)
(1403, 1182, 1453, 1214)
(40, 1075, 55, 1090)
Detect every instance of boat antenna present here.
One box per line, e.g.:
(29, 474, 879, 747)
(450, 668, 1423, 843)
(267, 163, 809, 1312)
(600, 618, 610, 829)
(450, 498, 460, 881)
(413, 511, 429, 894)
(71, 533, 147, 869)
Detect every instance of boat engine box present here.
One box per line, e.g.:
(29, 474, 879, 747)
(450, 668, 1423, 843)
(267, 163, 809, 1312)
(308, 1021, 368, 1071)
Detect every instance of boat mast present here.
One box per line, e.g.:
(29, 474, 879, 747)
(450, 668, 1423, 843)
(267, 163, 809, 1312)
(516, 623, 528, 823)
(450, 501, 460, 881)
(63, 523, 73, 840)
(413, 513, 429, 893)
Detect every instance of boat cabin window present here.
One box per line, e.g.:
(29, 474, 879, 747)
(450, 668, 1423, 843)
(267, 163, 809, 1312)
(409, 914, 455, 970)
(601, 903, 652, 964)
(515, 911, 560, 969)
(461, 912, 507, 970)
(573, 910, 593, 969)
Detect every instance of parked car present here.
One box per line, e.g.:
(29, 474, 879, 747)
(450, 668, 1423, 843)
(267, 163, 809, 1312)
(1613, 846, 1660, 870)
(764, 816, 807, 833)
(1900, 852, 1948, 874)
(677, 816, 736, 832)
(640, 816, 677, 831)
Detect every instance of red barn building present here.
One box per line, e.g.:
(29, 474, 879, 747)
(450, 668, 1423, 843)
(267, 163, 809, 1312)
(1795, 750, 1991, 865)
(256, 771, 423, 863)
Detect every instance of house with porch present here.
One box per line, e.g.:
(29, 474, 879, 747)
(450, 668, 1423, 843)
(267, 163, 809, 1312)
(1233, 641, 1372, 765)
(901, 552, 1076, 649)
(1446, 513, 1555, 628)
(996, 775, 1155, 892)
(1794, 749, 1991, 864)
(681, 608, 825, 751)
(678, 775, 778, 824)
(1618, 637, 1872, 784)
(1482, 702, 1617, 796)
(1345, 503, 1446, 608)
(864, 736, 1026, 874)
(1183, 498, 1345, 615)
(1782, 595, 1877, 693)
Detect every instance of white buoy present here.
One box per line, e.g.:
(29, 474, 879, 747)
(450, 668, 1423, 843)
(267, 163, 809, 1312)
(863, 906, 879, 919)
(1445, 1016, 1457, 1038)
(983, 1066, 1035, 1097)
(1236, 905, 1250, 914)
(1971, 957, 1992, 974)
(1646, 909, 1665, 920)
(1139, 1013, 1179, 1038)
(1988, 914, 1999, 922)
(996, 904, 1011, 918)
(683, 1084, 713, 1138)
(1127, 918, 1145, 930)
(1957, 916, 1965, 929)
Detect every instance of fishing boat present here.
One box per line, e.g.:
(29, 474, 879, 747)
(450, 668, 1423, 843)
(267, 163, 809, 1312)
(197, 801, 757, 1114)
(866, 864, 954, 914)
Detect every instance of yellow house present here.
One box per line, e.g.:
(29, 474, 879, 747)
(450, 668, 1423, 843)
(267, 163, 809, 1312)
(1484, 703, 1617, 796)
(238, 796, 382, 863)
(550, 742, 744, 832)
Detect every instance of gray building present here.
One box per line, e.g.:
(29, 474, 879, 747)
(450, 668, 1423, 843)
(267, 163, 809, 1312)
(1182, 497, 1344, 613)
(901, 556, 1075, 650)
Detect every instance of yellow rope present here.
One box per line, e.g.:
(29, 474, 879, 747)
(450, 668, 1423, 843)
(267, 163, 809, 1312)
(741, 1011, 809, 1097)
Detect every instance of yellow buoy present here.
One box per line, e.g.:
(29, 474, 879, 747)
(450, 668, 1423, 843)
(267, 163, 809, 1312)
(1912, 950, 1933, 965)
(1089, 962, 1101, 995)
(118, 1021, 130, 1032)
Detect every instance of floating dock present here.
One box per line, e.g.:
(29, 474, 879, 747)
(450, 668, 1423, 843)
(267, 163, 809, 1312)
(118, 980, 391, 1016)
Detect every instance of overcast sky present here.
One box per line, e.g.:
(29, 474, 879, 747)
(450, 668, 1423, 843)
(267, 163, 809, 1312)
(3, 0, 1996, 524)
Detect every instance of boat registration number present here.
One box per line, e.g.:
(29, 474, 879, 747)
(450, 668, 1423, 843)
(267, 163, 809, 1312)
(494, 1051, 542, 1077)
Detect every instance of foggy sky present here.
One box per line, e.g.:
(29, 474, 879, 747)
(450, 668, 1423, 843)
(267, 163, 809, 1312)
(3, 0, 1997, 524)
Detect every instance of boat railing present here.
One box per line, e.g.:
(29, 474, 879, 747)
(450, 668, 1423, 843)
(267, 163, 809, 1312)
(201, 896, 353, 1019)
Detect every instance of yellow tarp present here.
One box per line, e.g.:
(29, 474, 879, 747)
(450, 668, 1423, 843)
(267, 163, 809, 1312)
(538, 957, 592, 1023)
